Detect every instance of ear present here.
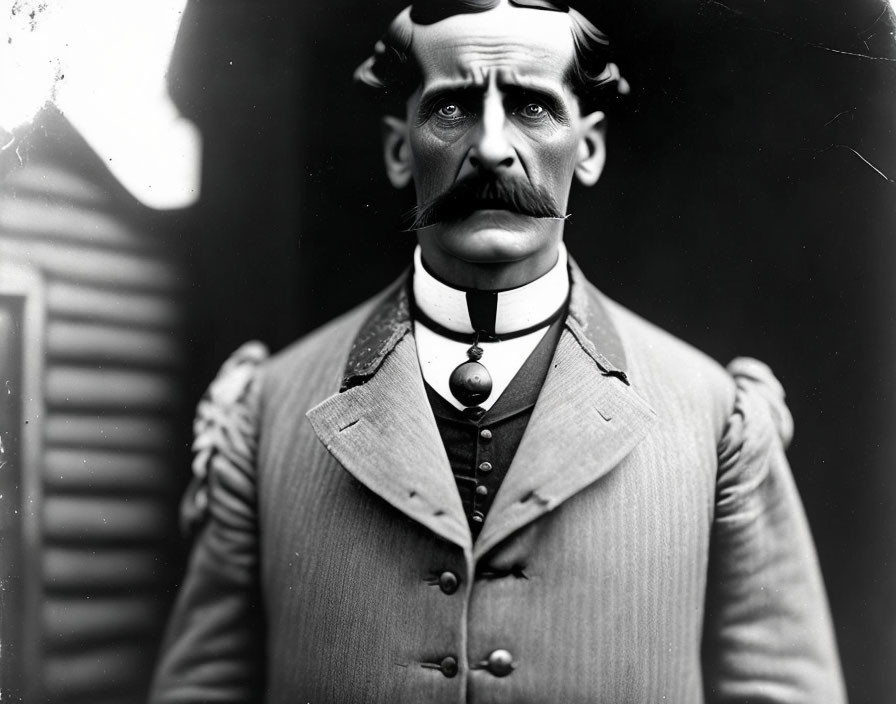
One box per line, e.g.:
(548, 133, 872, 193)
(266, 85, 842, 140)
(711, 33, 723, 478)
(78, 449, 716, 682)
(381, 115, 413, 189)
(574, 110, 606, 187)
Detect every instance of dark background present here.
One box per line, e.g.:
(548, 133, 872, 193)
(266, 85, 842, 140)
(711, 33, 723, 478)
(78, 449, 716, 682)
(167, 0, 895, 700)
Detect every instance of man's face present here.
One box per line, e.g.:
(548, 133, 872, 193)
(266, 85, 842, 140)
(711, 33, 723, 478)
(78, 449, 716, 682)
(383, 2, 606, 288)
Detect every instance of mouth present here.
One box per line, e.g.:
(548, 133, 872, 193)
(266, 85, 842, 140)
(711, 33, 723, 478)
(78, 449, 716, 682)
(428, 200, 525, 226)
(439, 206, 536, 231)
(468, 200, 516, 212)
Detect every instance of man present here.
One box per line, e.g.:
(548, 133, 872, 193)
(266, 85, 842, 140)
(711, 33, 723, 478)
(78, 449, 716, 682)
(150, 1, 846, 701)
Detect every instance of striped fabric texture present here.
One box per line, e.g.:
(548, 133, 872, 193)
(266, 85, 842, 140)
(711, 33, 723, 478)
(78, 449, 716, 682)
(151, 264, 845, 703)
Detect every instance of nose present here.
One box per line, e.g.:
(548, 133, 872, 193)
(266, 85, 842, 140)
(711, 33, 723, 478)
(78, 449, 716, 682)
(464, 88, 518, 175)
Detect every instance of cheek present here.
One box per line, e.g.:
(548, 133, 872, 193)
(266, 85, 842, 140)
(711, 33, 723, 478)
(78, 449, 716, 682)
(521, 134, 581, 200)
(409, 130, 466, 198)
(527, 132, 580, 179)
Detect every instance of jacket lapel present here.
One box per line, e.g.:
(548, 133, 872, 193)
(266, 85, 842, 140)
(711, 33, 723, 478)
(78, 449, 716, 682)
(306, 282, 471, 551)
(473, 274, 658, 560)
(306, 263, 657, 559)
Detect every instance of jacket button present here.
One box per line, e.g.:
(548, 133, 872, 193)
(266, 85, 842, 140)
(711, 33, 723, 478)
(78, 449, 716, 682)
(438, 570, 459, 595)
(440, 655, 458, 678)
(486, 649, 514, 677)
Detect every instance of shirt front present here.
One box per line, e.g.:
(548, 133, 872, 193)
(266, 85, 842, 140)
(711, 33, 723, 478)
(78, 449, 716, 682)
(411, 244, 570, 411)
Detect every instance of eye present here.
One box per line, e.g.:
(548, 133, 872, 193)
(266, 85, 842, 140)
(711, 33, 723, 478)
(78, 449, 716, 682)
(518, 102, 547, 119)
(435, 102, 466, 120)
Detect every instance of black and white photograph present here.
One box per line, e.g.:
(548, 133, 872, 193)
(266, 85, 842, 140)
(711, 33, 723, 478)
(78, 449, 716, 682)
(1, 0, 895, 701)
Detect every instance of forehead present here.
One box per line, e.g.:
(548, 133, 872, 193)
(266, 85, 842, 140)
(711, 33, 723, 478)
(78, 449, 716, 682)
(410, 4, 576, 91)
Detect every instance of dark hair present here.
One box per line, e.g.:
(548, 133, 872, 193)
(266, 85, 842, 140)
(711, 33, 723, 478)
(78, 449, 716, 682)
(354, 2, 628, 115)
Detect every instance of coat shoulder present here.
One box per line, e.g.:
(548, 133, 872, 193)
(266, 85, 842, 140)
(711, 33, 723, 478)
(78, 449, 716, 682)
(260, 277, 405, 412)
(596, 289, 738, 433)
(591, 285, 796, 472)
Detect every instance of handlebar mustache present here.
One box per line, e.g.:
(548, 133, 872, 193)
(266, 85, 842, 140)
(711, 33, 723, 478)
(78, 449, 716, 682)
(401, 174, 565, 231)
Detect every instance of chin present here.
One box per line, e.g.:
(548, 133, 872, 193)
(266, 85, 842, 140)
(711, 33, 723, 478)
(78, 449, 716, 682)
(435, 212, 559, 265)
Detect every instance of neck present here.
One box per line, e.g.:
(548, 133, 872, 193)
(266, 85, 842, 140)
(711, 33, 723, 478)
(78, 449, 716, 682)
(421, 256, 557, 291)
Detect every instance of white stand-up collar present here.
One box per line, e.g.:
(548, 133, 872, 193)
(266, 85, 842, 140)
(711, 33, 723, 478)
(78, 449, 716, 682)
(412, 244, 570, 336)
(412, 244, 570, 411)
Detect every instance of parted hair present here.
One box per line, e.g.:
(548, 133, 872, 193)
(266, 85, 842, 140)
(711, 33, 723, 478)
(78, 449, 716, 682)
(354, 0, 627, 114)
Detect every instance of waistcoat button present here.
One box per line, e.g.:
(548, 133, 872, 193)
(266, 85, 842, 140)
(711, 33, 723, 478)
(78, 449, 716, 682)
(438, 571, 459, 595)
(486, 649, 514, 677)
(478, 461, 492, 472)
(479, 428, 492, 441)
(440, 655, 458, 678)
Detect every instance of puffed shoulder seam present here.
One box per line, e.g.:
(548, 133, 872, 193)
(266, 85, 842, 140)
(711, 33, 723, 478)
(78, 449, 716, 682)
(715, 357, 794, 514)
(728, 357, 793, 444)
(180, 341, 270, 536)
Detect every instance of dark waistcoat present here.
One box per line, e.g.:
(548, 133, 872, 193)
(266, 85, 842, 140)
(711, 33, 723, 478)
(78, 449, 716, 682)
(425, 316, 565, 539)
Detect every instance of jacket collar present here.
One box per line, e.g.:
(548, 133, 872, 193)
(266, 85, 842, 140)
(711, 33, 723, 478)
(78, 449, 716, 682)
(340, 276, 412, 391)
(309, 256, 656, 555)
(339, 257, 627, 391)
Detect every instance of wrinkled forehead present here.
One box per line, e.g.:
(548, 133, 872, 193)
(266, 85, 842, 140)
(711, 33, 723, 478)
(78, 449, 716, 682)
(411, 3, 577, 90)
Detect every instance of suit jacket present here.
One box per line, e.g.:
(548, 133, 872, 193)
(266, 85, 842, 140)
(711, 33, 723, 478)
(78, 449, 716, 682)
(150, 262, 846, 703)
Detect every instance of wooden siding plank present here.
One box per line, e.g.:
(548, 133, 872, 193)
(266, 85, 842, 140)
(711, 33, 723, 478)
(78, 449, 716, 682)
(43, 495, 173, 543)
(44, 547, 168, 592)
(45, 414, 175, 452)
(46, 321, 184, 368)
(4, 163, 110, 205)
(46, 281, 182, 328)
(0, 240, 182, 291)
(43, 643, 153, 700)
(0, 198, 160, 252)
(44, 449, 179, 494)
(45, 367, 182, 411)
(43, 596, 159, 649)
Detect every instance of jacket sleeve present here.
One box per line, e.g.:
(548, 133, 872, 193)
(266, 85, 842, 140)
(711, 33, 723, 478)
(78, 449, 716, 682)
(149, 342, 269, 704)
(701, 358, 847, 703)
